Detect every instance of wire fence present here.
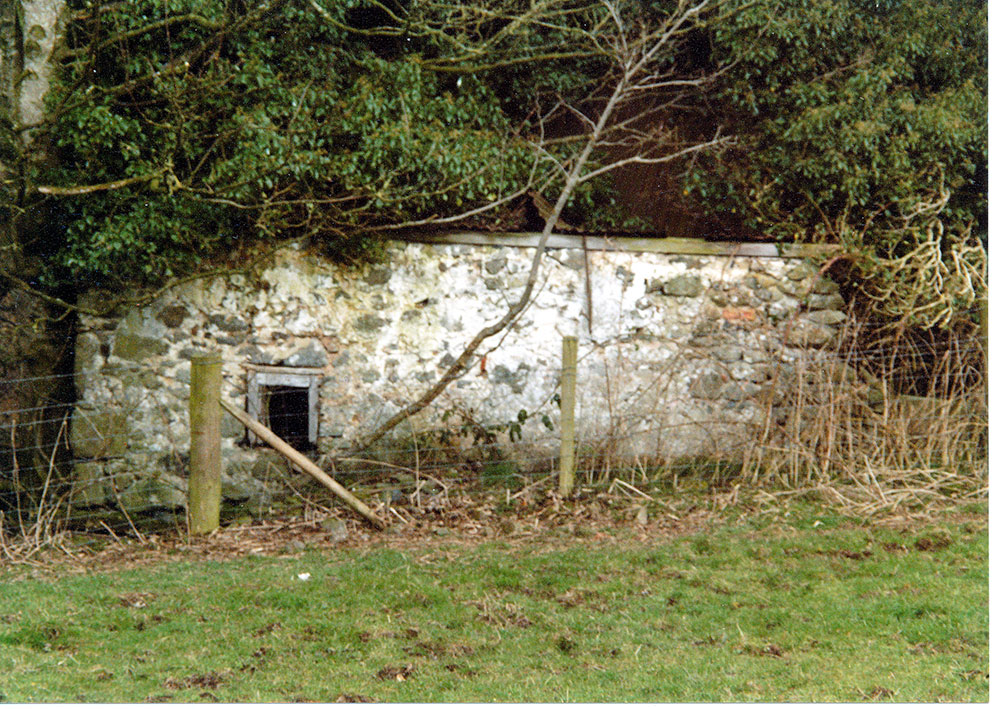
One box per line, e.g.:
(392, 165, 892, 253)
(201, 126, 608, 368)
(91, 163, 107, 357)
(1, 312, 988, 546)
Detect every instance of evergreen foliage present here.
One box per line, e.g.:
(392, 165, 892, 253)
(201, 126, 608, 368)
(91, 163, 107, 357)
(690, 0, 986, 325)
(4, 0, 986, 325)
(43, 0, 562, 286)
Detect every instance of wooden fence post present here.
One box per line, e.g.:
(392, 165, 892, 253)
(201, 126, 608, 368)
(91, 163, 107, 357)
(558, 336, 577, 497)
(980, 297, 988, 400)
(189, 352, 222, 534)
(980, 297, 988, 366)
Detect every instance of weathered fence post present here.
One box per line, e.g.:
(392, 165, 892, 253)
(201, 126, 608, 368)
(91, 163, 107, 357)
(980, 297, 988, 400)
(189, 352, 222, 534)
(558, 336, 577, 497)
(980, 297, 988, 368)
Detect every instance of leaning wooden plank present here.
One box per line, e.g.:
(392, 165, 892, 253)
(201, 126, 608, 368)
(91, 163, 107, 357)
(220, 399, 386, 530)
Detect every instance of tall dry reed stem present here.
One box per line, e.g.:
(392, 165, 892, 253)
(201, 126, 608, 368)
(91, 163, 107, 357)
(742, 318, 987, 514)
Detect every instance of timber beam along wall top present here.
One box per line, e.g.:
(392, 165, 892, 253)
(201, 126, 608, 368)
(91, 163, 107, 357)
(405, 232, 839, 260)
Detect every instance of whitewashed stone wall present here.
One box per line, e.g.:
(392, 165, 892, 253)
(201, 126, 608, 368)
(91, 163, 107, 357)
(70, 238, 846, 517)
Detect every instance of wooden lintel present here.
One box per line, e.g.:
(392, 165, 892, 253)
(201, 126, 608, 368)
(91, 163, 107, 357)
(243, 363, 325, 375)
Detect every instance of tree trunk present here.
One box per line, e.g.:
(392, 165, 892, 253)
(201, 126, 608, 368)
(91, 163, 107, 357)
(1, 0, 65, 274)
(0, 0, 72, 510)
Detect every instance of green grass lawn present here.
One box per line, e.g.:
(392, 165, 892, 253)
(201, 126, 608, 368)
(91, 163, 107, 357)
(0, 502, 987, 702)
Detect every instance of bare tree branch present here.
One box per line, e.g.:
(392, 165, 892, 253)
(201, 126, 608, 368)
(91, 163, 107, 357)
(34, 169, 166, 196)
(578, 132, 732, 183)
(348, 0, 727, 454)
(60, 13, 224, 59)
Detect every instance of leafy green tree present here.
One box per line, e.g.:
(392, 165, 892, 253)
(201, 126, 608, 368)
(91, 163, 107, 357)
(5, 0, 733, 296)
(687, 0, 987, 327)
(32, 0, 558, 288)
(3, 0, 985, 323)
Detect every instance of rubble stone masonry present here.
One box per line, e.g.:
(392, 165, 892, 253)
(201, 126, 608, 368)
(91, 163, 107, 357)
(71, 235, 846, 518)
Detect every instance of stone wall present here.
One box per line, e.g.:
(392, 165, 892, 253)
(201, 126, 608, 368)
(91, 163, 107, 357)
(70, 236, 846, 519)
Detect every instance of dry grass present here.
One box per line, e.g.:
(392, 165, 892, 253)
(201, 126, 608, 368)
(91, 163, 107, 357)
(561, 313, 986, 519)
(0, 482, 721, 577)
(741, 319, 987, 516)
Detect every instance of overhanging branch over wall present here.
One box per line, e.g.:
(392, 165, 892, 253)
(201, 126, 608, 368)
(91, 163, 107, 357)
(403, 232, 838, 260)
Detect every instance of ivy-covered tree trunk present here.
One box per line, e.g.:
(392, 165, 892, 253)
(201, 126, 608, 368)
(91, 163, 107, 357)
(1, 0, 64, 267)
(0, 0, 74, 510)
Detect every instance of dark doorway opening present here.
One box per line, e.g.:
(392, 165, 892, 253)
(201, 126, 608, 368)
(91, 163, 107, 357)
(263, 385, 313, 452)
